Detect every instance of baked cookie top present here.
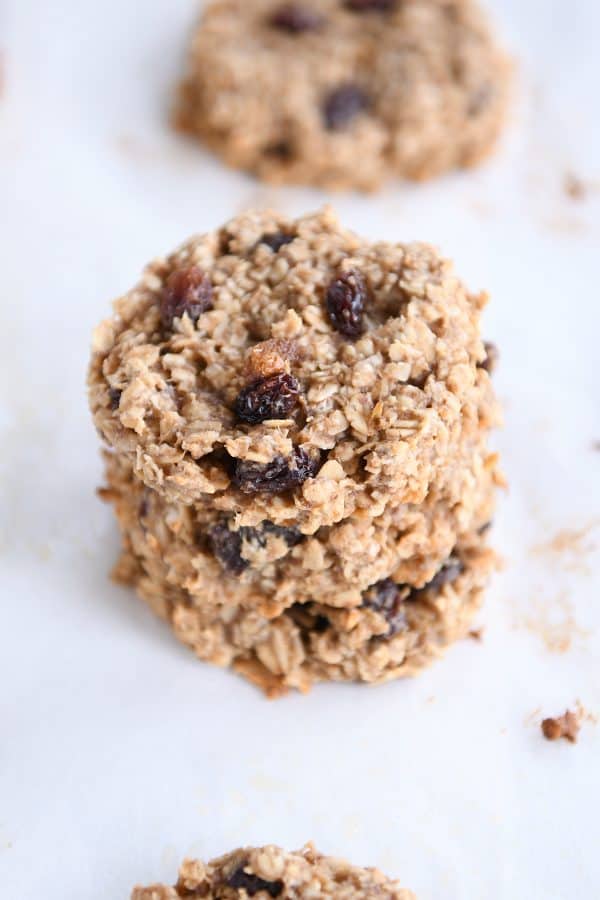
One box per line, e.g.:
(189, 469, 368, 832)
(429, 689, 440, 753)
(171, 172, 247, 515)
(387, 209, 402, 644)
(131, 842, 415, 899)
(89, 208, 496, 530)
(177, 0, 511, 189)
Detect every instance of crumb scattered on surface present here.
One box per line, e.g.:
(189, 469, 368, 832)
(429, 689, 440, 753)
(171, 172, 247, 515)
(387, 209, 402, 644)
(514, 590, 589, 654)
(532, 521, 599, 575)
(541, 704, 585, 743)
(524, 707, 542, 726)
(468, 628, 483, 641)
(563, 172, 586, 201)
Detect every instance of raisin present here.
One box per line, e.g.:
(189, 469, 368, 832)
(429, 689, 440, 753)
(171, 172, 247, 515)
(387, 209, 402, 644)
(244, 339, 299, 380)
(363, 578, 407, 636)
(227, 866, 284, 897)
(326, 269, 368, 338)
(425, 556, 463, 591)
(467, 83, 494, 117)
(234, 373, 300, 424)
(410, 556, 463, 600)
(270, 3, 325, 32)
(287, 603, 329, 634)
(479, 341, 499, 374)
(313, 614, 330, 633)
(209, 524, 248, 575)
(259, 231, 295, 252)
(160, 266, 213, 329)
(233, 447, 319, 494)
(139, 493, 150, 519)
(345, 0, 397, 10)
(175, 882, 206, 898)
(237, 521, 303, 552)
(108, 387, 122, 410)
(262, 521, 304, 547)
(263, 140, 294, 160)
(323, 84, 369, 130)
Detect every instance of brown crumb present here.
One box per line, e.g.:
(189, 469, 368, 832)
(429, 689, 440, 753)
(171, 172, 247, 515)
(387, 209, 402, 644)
(563, 172, 586, 201)
(468, 628, 484, 641)
(541, 705, 583, 743)
(532, 521, 599, 576)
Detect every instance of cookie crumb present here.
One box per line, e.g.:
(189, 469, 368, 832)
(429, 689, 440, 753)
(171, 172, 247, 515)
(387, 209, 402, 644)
(468, 627, 483, 641)
(563, 172, 586, 202)
(541, 705, 584, 743)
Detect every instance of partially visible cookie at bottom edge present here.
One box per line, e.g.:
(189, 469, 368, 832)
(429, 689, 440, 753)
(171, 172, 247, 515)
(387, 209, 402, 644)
(131, 842, 416, 899)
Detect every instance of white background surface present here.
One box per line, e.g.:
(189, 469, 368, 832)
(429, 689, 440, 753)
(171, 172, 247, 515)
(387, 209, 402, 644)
(1, 2, 600, 897)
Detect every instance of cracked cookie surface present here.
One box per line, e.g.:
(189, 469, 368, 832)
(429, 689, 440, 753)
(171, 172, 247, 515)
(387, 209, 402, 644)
(131, 843, 415, 899)
(175, 0, 511, 189)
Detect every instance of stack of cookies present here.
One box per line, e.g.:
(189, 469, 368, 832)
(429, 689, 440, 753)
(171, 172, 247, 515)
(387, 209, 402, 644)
(89, 208, 501, 696)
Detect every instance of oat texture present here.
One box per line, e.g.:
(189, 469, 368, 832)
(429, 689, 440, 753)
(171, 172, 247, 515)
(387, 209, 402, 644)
(176, 0, 511, 190)
(89, 208, 500, 695)
(131, 842, 416, 899)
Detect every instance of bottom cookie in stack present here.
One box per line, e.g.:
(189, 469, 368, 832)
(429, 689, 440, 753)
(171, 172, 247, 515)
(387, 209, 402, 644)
(101, 455, 495, 698)
(131, 842, 415, 899)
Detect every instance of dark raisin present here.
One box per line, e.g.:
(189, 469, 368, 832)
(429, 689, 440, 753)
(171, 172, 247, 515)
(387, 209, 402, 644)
(477, 521, 492, 535)
(425, 556, 463, 591)
(287, 603, 328, 633)
(209, 524, 248, 575)
(233, 447, 319, 494)
(259, 231, 295, 252)
(175, 882, 205, 898)
(139, 493, 150, 519)
(323, 84, 369, 130)
(227, 865, 284, 897)
(363, 578, 407, 637)
(409, 556, 464, 600)
(263, 140, 294, 160)
(235, 521, 303, 560)
(234, 373, 300, 424)
(326, 269, 368, 338)
(160, 266, 213, 329)
(478, 341, 499, 374)
(262, 521, 304, 547)
(108, 387, 122, 410)
(467, 83, 494, 117)
(313, 614, 330, 633)
(270, 3, 325, 32)
(344, 0, 397, 10)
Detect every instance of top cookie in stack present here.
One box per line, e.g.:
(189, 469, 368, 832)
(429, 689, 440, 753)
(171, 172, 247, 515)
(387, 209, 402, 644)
(89, 209, 501, 693)
(176, 0, 511, 189)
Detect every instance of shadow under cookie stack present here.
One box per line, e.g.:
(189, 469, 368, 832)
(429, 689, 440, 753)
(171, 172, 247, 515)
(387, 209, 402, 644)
(89, 208, 501, 697)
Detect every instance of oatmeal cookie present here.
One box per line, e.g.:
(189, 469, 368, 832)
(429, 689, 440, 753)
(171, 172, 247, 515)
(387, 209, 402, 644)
(131, 843, 414, 899)
(101, 432, 496, 613)
(107, 465, 494, 695)
(89, 208, 500, 522)
(175, 0, 511, 189)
